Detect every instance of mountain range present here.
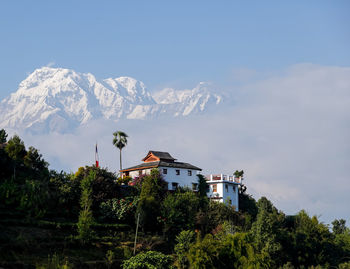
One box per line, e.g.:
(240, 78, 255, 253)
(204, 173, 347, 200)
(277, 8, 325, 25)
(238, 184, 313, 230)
(0, 67, 224, 133)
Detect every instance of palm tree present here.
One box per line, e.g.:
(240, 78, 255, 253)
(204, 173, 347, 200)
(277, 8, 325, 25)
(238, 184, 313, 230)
(112, 131, 128, 173)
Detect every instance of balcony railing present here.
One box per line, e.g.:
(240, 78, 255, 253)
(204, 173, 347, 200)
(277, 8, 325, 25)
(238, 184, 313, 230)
(206, 174, 243, 184)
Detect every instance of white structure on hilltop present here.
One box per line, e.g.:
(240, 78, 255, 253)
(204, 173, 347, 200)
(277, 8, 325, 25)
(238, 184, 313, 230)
(120, 151, 202, 190)
(120, 151, 243, 211)
(206, 174, 243, 211)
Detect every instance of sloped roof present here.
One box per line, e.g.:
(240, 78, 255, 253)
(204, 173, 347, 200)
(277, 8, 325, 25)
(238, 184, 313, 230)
(120, 160, 202, 172)
(142, 151, 176, 161)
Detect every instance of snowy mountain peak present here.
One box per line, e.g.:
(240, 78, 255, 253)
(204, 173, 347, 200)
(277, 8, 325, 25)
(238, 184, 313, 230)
(103, 76, 154, 105)
(0, 67, 224, 133)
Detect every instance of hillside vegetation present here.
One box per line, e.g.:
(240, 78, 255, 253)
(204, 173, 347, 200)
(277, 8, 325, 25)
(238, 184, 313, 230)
(0, 129, 349, 269)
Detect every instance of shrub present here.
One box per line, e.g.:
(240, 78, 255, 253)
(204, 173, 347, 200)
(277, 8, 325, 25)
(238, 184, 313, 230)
(339, 261, 350, 269)
(137, 169, 167, 231)
(74, 165, 120, 214)
(122, 251, 173, 269)
(77, 171, 95, 243)
(117, 176, 132, 185)
(100, 197, 139, 223)
(162, 191, 200, 240)
(174, 230, 196, 269)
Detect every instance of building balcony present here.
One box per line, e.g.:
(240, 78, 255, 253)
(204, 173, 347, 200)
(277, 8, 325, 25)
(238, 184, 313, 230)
(206, 174, 243, 184)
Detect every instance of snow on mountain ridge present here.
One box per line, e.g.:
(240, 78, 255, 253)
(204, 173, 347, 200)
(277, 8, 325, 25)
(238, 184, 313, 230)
(0, 67, 224, 133)
(153, 82, 223, 116)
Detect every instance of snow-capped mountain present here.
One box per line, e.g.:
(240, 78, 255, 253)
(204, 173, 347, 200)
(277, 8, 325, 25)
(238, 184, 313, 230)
(0, 67, 224, 133)
(153, 82, 222, 116)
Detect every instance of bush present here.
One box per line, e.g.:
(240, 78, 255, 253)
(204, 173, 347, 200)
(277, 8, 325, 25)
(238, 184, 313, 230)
(74, 165, 120, 214)
(117, 176, 132, 185)
(187, 232, 266, 269)
(137, 169, 167, 231)
(122, 251, 173, 269)
(77, 171, 95, 243)
(204, 201, 242, 234)
(162, 191, 200, 240)
(48, 170, 81, 219)
(100, 197, 139, 223)
(339, 261, 350, 269)
(174, 230, 196, 269)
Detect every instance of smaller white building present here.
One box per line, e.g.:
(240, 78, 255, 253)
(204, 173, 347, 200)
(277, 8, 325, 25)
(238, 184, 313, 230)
(206, 174, 243, 211)
(120, 151, 202, 190)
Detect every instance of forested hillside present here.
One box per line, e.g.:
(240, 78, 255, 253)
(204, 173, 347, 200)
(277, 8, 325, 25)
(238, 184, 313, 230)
(0, 129, 349, 269)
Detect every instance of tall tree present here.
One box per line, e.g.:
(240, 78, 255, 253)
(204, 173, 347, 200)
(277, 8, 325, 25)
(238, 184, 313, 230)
(5, 135, 26, 180)
(77, 170, 96, 243)
(251, 197, 284, 267)
(112, 131, 128, 173)
(0, 129, 8, 143)
(137, 169, 167, 231)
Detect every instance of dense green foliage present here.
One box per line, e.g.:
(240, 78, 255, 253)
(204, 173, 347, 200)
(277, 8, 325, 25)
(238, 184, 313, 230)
(162, 190, 199, 240)
(77, 170, 95, 243)
(0, 130, 349, 268)
(122, 251, 173, 269)
(100, 197, 139, 223)
(136, 169, 168, 231)
(174, 230, 196, 269)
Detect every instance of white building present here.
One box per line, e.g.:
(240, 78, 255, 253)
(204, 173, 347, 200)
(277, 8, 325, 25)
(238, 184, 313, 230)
(120, 151, 243, 211)
(120, 151, 202, 191)
(206, 174, 243, 211)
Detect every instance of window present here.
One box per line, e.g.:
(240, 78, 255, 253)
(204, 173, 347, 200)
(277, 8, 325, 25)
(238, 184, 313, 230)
(172, 182, 179, 190)
(163, 168, 167, 174)
(225, 184, 228, 192)
(176, 169, 180, 175)
(212, 184, 217, 192)
(188, 170, 192, 176)
(233, 186, 236, 192)
(192, 183, 198, 191)
(139, 170, 142, 176)
(206, 185, 210, 193)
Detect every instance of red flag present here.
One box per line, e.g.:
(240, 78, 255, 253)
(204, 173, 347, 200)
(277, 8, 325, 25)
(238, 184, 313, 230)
(95, 143, 99, 168)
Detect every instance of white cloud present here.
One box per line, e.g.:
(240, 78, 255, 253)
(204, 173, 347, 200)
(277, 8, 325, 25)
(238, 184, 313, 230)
(20, 64, 350, 224)
(45, 61, 56, 67)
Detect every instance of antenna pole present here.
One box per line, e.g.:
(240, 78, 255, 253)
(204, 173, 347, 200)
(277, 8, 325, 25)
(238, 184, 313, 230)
(133, 213, 140, 255)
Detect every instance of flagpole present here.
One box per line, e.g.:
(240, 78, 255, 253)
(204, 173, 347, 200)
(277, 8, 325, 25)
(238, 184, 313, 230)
(95, 142, 99, 168)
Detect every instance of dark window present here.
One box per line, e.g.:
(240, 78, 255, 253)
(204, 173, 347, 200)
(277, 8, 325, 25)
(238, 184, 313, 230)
(188, 170, 192, 176)
(225, 184, 228, 192)
(163, 168, 167, 174)
(176, 169, 180, 175)
(172, 182, 178, 190)
(139, 170, 142, 176)
(192, 183, 198, 191)
(233, 186, 236, 192)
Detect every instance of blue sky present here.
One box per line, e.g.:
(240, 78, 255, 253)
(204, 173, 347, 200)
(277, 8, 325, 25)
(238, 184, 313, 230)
(0, 1, 349, 99)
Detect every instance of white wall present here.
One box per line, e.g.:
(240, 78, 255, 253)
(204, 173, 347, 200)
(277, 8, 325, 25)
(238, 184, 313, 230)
(160, 166, 199, 190)
(207, 181, 239, 211)
(127, 167, 200, 190)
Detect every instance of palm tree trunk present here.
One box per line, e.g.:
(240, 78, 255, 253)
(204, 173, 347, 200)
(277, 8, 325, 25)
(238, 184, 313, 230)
(119, 148, 122, 177)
